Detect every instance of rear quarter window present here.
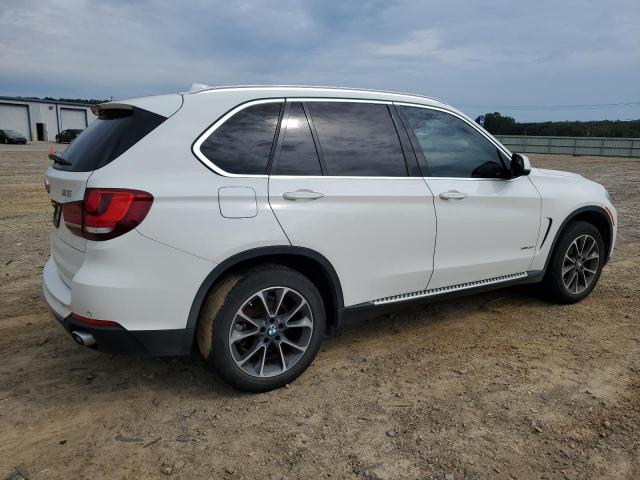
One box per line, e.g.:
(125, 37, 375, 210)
(199, 102, 282, 175)
(55, 107, 166, 172)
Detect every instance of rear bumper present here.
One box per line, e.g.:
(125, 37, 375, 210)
(43, 256, 72, 319)
(51, 310, 193, 356)
(43, 227, 215, 327)
(42, 231, 215, 356)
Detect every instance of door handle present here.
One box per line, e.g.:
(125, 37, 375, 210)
(439, 190, 468, 200)
(283, 189, 324, 201)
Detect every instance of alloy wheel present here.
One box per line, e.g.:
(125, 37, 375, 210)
(562, 234, 600, 294)
(228, 286, 313, 378)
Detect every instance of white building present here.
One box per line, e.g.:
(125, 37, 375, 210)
(0, 96, 96, 141)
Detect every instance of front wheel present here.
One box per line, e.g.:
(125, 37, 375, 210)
(197, 265, 326, 392)
(543, 220, 605, 304)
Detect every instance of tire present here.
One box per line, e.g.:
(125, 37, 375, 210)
(196, 264, 326, 392)
(543, 220, 605, 304)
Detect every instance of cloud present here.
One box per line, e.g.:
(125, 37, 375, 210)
(0, 0, 638, 120)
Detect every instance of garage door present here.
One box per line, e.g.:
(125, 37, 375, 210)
(60, 108, 87, 130)
(0, 103, 30, 140)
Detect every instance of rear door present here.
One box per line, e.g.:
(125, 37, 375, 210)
(45, 167, 93, 252)
(44, 105, 167, 284)
(269, 100, 437, 306)
(46, 106, 167, 251)
(397, 104, 541, 289)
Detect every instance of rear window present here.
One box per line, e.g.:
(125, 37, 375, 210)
(55, 106, 166, 172)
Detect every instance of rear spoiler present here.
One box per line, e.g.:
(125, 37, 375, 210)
(91, 103, 133, 115)
(92, 94, 183, 118)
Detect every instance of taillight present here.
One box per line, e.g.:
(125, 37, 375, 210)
(62, 201, 83, 236)
(62, 188, 153, 241)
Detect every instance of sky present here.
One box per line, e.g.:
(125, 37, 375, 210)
(1, 0, 639, 122)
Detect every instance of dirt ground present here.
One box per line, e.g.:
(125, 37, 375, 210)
(0, 142, 638, 480)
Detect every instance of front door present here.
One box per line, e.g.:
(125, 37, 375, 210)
(269, 100, 437, 306)
(397, 104, 541, 289)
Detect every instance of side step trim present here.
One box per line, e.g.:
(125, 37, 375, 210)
(372, 272, 529, 306)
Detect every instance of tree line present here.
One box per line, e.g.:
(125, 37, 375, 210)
(482, 112, 640, 138)
(43, 97, 110, 105)
(11, 96, 110, 105)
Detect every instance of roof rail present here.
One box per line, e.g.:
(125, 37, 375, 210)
(184, 84, 444, 104)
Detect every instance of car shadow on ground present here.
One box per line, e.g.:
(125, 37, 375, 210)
(332, 283, 549, 343)
(9, 283, 550, 410)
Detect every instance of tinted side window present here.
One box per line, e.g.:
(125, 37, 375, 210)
(200, 102, 281, 175)
(273, 103, 322, 175)
(56, 107, 166, 172)
(306, 102, 407, 177)
(399, 106, 504, 178)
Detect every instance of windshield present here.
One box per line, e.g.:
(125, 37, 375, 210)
(4, 130, 21, 136)
(55, 106, 166, 172)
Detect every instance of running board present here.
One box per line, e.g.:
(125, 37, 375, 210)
(372, 272, 529, 306)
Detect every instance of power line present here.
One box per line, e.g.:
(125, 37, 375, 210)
(456, 101, 640, 110)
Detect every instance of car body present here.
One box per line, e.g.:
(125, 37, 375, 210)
(42, 85, 617, 391)
(55, 129, 83, 143)
(0, 129, 27, 144)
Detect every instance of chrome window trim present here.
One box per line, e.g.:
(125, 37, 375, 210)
(421, 176, 523, 182)
(192, 98, 284, 178)
(193, 97, 512, 179)
(269, 175, 424, 180)
(392, 101, 513, 163)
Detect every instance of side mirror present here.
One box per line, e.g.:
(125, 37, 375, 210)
(510, 153, 531, 178)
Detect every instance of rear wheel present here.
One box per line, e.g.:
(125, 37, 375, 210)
(197, 265, 325, 392)
(543, 221, 604, 303)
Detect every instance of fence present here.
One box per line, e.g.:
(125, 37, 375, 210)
(494, 135, 640, 158)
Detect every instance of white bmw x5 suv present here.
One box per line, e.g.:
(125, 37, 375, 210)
(43, 85, 617, 391)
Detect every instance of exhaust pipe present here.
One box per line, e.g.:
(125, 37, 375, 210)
(71, 331, 96, 346)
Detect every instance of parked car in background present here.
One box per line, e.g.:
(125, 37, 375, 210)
(42, 85, 617, 392)
(0, 129, 27, 144)
(56, 129, 83, 143)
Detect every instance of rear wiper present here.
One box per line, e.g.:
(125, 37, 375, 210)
(48, 151, 71, 166)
